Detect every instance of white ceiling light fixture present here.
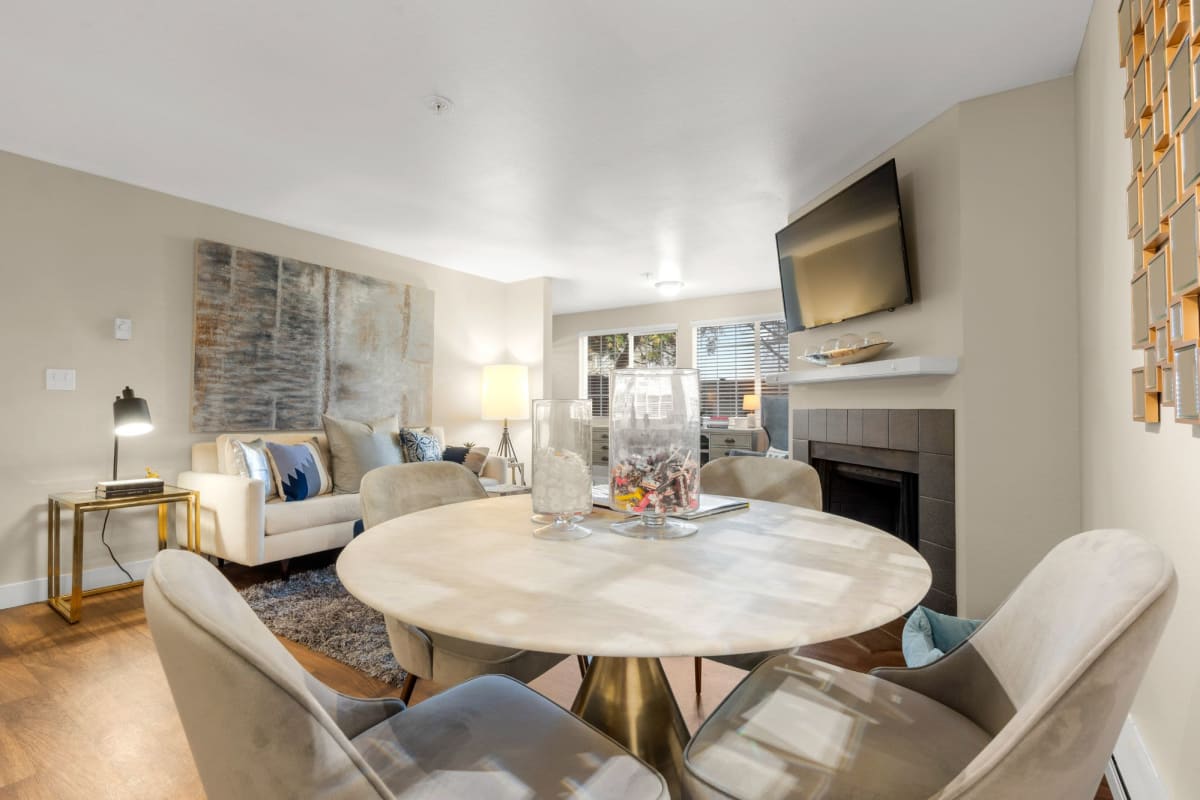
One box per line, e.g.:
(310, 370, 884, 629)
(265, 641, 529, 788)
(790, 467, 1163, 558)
(425, 95, 454, 115)
(654, 279, 684, 298)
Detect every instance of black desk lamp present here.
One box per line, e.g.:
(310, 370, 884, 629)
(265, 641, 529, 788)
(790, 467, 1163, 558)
(112, 386, 153, 480)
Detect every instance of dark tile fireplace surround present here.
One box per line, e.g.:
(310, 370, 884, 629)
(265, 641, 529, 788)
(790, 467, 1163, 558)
(792, 409, 956, 614)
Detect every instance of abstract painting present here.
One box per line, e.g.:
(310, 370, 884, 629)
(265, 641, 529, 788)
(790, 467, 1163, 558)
(191, 239, 434, 432)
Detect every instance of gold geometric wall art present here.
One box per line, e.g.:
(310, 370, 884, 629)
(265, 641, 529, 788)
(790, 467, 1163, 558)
(1120, 0, 1200, 424)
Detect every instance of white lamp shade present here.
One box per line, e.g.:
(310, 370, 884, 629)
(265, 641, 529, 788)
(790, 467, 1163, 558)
(742, 394, 761, 412)
(482, 364, 530, 420)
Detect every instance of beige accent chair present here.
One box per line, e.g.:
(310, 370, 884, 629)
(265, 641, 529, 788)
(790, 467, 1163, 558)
(177, 428, 507, 569)
(360, 462, 568, 703)
(144, 550, 667, 800)
(693, 456, 824, 693)
(683, 529, 1177, 800)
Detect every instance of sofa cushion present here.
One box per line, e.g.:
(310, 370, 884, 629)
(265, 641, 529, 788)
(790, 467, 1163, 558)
(399, 428, 443, 463)
(215, 432, 332, 476)
(264, 439, 333, 501)
(264, 492, 363, 535)
(230, 439, 278, 499)
(322, 414, 402, 494)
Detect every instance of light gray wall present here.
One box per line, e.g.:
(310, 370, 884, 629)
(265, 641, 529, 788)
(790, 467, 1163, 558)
(0, 149, 546, 590)
(1075, 2, 1200, 796)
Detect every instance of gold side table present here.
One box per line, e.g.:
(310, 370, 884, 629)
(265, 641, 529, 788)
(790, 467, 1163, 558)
(47, 486, 200, 624)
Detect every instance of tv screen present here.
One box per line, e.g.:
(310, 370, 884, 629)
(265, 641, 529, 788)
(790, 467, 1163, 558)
(776, 159, 912, 332)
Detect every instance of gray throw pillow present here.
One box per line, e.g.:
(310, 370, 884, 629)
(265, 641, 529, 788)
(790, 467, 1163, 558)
(322, 414, 402, 494)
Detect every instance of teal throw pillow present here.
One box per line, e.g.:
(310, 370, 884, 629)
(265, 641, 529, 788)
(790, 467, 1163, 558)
(901, 606, 983, 668)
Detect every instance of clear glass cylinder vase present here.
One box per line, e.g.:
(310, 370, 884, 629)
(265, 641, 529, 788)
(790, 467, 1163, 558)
(608, 368, 701, 539)
(530, 399, 593, 540)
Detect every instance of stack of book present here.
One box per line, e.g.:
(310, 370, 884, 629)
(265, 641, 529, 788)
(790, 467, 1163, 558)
(95, 478, 165, 499)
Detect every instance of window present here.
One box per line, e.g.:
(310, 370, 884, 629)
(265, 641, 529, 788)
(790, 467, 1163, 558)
(695, 317, 789, 418)
(584, 330, 677, 416)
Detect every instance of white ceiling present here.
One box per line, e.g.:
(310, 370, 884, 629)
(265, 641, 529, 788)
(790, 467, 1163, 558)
(0, 1, 1092, 313)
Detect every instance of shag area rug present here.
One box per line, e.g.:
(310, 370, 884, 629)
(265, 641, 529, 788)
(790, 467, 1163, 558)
(238, 566, 405, 686)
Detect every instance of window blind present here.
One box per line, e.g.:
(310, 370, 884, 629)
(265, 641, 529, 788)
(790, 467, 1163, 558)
(758, 319, 790, 397)
(585, 330, 677, 416)
(696, 322, 757, 417)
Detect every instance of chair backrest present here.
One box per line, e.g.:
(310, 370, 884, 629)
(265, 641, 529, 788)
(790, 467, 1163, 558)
(143, 550, 393, 800)
(761, 396, 789, 450)
(699, 456, 822, 510)
(897, 529, 1176, 799)
(360, 461, 487, 529)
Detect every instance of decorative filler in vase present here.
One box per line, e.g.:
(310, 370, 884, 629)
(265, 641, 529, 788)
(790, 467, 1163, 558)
(530, 399, 592, 540)
(608, 368, 701, 539)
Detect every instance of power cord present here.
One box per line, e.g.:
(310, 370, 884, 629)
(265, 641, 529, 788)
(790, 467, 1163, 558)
(98, 510, 134, 583)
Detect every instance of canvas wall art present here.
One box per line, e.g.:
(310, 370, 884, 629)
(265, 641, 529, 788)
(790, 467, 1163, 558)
(192, 239, 434, 432)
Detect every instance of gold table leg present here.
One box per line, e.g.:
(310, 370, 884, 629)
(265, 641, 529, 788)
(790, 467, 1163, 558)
(68, 510, 85, 623)
(571, 657, 691, 799)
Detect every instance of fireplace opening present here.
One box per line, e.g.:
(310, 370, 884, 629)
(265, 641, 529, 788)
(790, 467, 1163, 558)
(812, 458, 919, 549)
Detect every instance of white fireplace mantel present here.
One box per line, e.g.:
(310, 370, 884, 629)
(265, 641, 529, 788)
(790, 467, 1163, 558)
(766, 356, 959, 385)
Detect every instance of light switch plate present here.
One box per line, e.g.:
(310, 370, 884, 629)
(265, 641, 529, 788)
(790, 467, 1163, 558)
(46, 369, 76, 391)
(114, 318, 132, 340)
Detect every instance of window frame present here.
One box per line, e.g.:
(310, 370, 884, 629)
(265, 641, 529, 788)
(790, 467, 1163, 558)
(692, 314, 789, 419)
(578, 325, 679, 416)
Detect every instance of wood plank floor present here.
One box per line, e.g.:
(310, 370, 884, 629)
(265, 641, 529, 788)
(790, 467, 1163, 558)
(0, 558, 1113, 799)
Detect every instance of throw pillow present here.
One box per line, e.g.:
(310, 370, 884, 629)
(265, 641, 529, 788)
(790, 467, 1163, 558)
(264, 439, 333, 502)
(901, 606, 983, 667)
(322, 414, 402, 494)
(765, 447, 790, 459)
(399, 428, 443, 463)
(463, 446, 490, 475)
(442, 445, 470, 464)
(230, 438, 277, 499)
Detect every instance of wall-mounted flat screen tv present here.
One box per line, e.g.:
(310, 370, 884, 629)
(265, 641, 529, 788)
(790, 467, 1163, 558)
(776, 159, 913, 332)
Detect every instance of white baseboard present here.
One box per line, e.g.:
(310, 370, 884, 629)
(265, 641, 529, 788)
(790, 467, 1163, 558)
(1108, 716, 1167, 800)
(0, 558, 155, 611)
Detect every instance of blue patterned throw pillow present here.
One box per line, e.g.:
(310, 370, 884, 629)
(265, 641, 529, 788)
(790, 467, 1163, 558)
(399, 428, 443, 463)
(264, 439, 333, 502)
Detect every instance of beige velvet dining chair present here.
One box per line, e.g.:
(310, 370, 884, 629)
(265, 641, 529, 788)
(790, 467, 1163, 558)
(682, 529, 1177, 800)
(144, 550, 668, 800)
(359, 462, 569, 703)
(693, 455, 824, 693)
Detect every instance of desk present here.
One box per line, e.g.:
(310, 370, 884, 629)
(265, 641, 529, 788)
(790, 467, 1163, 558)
(339, 495, 929, 797)
(47, 486, 200, 623)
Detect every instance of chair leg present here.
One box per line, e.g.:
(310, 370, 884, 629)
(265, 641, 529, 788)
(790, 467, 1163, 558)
(400, 673, 417, 704)
(577, 655, 589, 678)
(694, 656, 702, 695)
(280, 559, 291, 582)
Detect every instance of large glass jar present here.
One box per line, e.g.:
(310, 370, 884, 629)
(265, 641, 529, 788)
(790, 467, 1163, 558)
(530, 399, 592, 540)
(608, 368, 701, 539)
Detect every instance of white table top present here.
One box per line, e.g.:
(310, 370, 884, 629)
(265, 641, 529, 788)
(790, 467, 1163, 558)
(337, 495, 931, 659)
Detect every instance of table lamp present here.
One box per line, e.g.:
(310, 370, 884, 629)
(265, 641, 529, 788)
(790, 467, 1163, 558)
(482, 364, 529, 481)
(742, 394, 760, 428)
(112, 386, 153, 479)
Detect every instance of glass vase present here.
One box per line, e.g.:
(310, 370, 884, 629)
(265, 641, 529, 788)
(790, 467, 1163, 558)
(608, 368, 701, 539)
(530, 399, 592, 540)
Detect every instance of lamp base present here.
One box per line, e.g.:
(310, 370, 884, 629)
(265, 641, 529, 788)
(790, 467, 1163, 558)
(496, 420, 526, 484)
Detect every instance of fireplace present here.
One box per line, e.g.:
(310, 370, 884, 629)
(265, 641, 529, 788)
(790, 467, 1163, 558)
(812, 459, 919, 549)
(793, 409, 956, 614)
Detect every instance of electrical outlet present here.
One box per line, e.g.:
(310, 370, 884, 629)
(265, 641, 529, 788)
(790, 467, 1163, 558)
(46, 369, 76, 391)
(114, 318, 132, 340)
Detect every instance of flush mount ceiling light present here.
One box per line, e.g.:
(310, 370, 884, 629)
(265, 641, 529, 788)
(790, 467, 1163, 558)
(654, 280, 684, 298)
(424, 95, 454, 115)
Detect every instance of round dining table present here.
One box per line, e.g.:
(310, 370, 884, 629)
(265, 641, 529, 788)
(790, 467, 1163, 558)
(338, 494, 931, 798)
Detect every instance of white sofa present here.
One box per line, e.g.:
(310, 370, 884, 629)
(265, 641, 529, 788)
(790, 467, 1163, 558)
(177, 429, 507, 567)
